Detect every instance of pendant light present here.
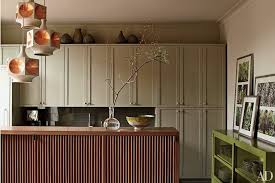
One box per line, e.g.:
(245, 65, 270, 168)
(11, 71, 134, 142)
(16, 0, 46, 29)
(26, 19, 60, 56)
(7, 45, 39, 83)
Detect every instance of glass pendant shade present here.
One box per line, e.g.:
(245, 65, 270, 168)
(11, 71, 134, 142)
(16, 0, 46, 29)
(7, 46, 39, 83)
(27, 19, 60, 56)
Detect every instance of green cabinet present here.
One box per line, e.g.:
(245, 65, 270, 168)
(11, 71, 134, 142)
(212, 130, 275, 183)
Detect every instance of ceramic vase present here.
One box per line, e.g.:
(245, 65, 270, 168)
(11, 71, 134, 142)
(73, 28, 83, 44)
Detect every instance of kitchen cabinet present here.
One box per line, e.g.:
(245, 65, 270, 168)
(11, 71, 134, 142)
(157, 46, 180, 107)
(65, 46, 88, 106)
(43, 47, 65, 106)
(20, 47, 65, 107)
(110, 46, 134, 106)
(88, 46, 110, 106)
(203, 108, 225, 177)
(0, 45, 20, 65)
(203, 46, 226, 107)
(157, 107, 225, 179)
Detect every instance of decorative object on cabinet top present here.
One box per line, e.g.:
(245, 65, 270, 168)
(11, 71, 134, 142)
(16, 0, 46, 29)
(73, 28, 83, 44)
(116, 30, 127, 43)
(83, 33, 95, 44)
(127, 34, 139, 43)
(60, 33, 73, 44)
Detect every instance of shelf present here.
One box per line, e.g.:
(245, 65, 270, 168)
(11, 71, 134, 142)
(214, 155, 232, 170)
(216, 154, 232, 166)
(213, 175, 223, 183)
(235, 168, 262, 183)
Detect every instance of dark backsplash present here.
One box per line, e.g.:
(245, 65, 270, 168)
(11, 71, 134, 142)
(19, 107, 156, 127)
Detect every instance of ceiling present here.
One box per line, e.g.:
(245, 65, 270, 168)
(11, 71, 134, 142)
(1, 0, 240, 24)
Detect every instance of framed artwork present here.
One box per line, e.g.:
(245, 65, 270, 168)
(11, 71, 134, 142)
(255, 74, 275, 144)
(233, 54, 254, 131)
(239, 96, 259, 138)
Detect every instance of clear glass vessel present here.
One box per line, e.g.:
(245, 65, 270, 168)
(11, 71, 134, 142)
(103, 107, 120, 130)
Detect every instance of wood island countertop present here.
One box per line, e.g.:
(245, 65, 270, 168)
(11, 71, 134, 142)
(0, 126, 178, 136)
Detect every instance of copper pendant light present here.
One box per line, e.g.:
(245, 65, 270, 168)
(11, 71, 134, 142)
(7, 45, 39, 83)
(16, 0, 46, 29)
(27, 19, 60, 56)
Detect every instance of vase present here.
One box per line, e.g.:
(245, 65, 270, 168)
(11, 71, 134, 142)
(83, 34, 95, 44)
(103, 107, 120, 130)
(117, 31, 127, 43)
(73, 28, 83, 44)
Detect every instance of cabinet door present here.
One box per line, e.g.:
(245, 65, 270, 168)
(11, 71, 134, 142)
(182, 46, 202, 106)
(156, 108, 180, 129)
(1, 46, 20, 65)
(20, 48, 41, 106)
(111, 46, 134, 106)
(203, 46, 226, 107)
(43, 47, 65, 106)
(158, 46, 180, 107)
(134, 46, 158, 106)
(65, 46, 88, 106)
(0, 66, 11, 126)
(181, 109, 204, 178)
(88, 46, 110, 106)
(203, 109, 225, 177)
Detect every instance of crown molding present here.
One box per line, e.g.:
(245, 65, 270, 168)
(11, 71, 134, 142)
(217, 0, 252, 24)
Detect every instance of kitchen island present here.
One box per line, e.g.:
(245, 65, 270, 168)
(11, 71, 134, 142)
(1, 127, 179, 183)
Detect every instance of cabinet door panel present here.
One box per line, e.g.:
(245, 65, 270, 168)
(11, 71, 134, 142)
(204, 109, 225, 177)
(20, 48, 41, 106)
(1, 46, 19, 65)
(182, 109, 203, 178)
(157, 108, 180, 129)
(135, 46, 157, 106)
(204, 47, 225, 107)
(111, 46, 133, 106)
(44, 47, 65, 106)
(89, 46, 109, 106)
(158, 46, 179, 106)
(182, 46, 202, 106)
(66, 46, 88, 106)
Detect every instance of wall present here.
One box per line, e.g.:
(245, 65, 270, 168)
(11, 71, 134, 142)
(220, 0, 275, 129)
(1, 22, 220, 44)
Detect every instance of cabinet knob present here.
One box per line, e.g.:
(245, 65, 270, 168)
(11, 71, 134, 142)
(84, 102, 87, 105)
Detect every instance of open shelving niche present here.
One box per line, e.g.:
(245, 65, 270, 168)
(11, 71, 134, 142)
(212, 130, 275, 183)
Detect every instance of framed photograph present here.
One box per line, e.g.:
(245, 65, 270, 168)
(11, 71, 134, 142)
(233, 54, 254, 131)
(255, 74, 275, 144)
(239, 96, 259, 138)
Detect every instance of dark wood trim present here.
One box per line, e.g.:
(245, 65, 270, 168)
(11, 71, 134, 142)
(0, 127, 179, 136)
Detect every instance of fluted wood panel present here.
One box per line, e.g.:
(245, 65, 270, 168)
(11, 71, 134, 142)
(106, 135, 178, 183)
(1, 134, 178, 183)
(1, 135, 103, 183)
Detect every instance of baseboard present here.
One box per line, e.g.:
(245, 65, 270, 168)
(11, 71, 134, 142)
(180, 178, 211, 183)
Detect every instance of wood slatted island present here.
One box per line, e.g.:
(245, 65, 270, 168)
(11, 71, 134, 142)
(1, 127, 179, 183)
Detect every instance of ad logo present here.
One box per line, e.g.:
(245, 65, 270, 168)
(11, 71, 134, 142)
(257, 171, 273, 182)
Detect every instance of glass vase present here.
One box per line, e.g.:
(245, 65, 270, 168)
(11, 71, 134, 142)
(103, 107, 120, 130)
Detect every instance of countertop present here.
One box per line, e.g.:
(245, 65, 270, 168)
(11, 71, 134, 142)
(0, 126, 178, 136)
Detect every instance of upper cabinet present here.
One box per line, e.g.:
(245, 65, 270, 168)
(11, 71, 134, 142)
(203, 46, 226, 107)
(65, 46, 88, 106)
(158, 45, 226, 108)
(15, 44, 225, 108)
(88, 46, 110, 107)
(157, 45, 180, 107)
(43, 47, 65, 106)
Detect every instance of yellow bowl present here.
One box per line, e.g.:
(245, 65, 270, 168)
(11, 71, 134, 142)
(126, 115, 155, 130)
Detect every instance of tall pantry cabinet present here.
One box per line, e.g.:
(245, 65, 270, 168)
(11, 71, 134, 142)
(156, 44, 226, 179)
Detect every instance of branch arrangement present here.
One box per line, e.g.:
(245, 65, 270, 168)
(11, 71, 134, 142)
(106, 25, 169, 107)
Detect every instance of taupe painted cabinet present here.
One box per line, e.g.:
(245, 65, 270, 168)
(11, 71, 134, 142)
(156, 45, 226, 179)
